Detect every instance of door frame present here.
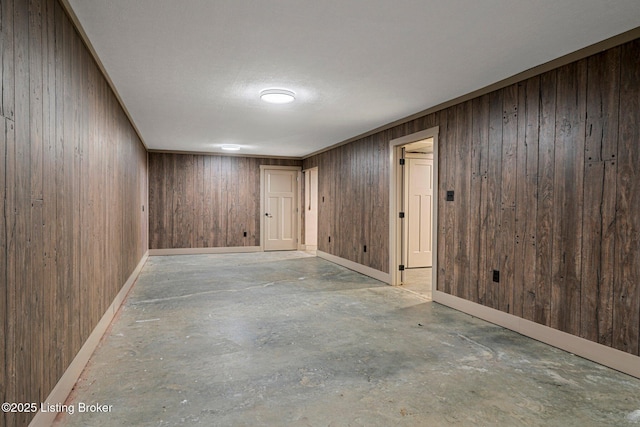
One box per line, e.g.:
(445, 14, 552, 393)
(260, 165, 302, 251)
(389, 126, 439, 288)
(302, 166, 319, 250)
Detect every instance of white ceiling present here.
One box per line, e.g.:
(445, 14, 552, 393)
(66, 0, 640, 158)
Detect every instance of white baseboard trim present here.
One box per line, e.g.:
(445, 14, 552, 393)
(316, 250, 391, 284)
(433, 290, 640, 379)
(299, 244, 318, 251)
(29, 251, 150, 427)
(149, 246, 261, 256)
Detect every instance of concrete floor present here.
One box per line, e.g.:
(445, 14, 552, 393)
(55, 252, 640, 426)
(399, 267, 432, 300)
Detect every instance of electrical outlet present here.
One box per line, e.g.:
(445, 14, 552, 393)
(364, 245, 367, 252)
(243, 231, 247, 237)
(446, 191, 455, 201)
(493, 270, 500, 283)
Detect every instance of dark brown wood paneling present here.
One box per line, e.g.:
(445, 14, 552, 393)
(534, 70, 557, 327)
(486, 90, 503, 310)
(472, 95, 490, 305)
(500, 84, 518, 314)
(303, 37, 640, 358)
(581, 47, 620, 345)
(148, 153, 301, 249)
(4, 117, 16, 427)
(437, 109, 455, 293)
(453, 101, 472, 299)
(551, 60, 587, 335)
(1, 0, 15, 119)
(13, 1, 32, 421)
(516, 76, 540, 322)
(2, 0, 148, 425)
(614, 40, 640, 355)
(43, 0, 58, 390)
(371, 134, 389, 272)
(301, 136, 389, 273)
(0, 119, 7, 422)
(444, 107, 458, 295)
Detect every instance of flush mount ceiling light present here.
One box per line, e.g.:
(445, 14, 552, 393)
(260, 88, 296, 104)
(221, 144, 241, 151)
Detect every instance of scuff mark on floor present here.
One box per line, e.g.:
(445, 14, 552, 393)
(456, 333, 495, 359)
(131, 280, 286, 305)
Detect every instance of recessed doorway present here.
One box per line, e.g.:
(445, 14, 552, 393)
(389, 127, 439, 300)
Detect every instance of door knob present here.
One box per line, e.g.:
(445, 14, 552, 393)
(265, 213, 272, 218)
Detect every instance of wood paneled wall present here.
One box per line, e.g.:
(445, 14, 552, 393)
(148, 153, 300, 249)
(303, 38, 640, 357)
(0, 1, 148, 426)
(303, 135, 390, 272)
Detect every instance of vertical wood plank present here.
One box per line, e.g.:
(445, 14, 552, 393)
(1, 0, 15, 119)
(551, 60, 586, 335)
(71, 9, 83, 359)
(486, 90, 503, 310)
(172, 155, 185, 247)
(149, 153, 159, 248)
(226, 156, 239, 247)
(220, 156, 230, 246)
(61, 9, 72, 371)
(472, 95, 490, 305)
(517, 76, 541, 322)
(202, 155, 212, 247)
(13, 0, 32, 421)
(535, 70, 557, 327)
(148, 153, 159, 248)
(42, 0, 58, 393)
(444, 107, 458, 295)
(249, 158, 259, 246)
(211, 155, 222, 246)
(186, 155, 195, 247)
(364, 140, 373, 268)
(436, 109, 448, 292)
(164, 154, 174, 248)
(372, 135, 388, 272)
(358, 141, 367, 265)
(453, 101, 472, 299)
(0, 118, 7, 427)
(56, 0, 70, 377)
(29, 0, 43, 201)
(4, 118, 15, 427)
(614, 40, 640, 355)
(581, 47, 620, 345)
(0, 12, 8, 424)
(79, 34, 93, 350)
(500, 84, 518, 314)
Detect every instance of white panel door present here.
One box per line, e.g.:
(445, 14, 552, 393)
(407, 158, 433, 267)
(264, 169, 298, 251)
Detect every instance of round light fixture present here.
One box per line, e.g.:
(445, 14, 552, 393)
(221, 144, 241, 151)
(260, 88, 295, 104)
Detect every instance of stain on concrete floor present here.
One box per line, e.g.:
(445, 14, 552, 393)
(54, 252, 640, 426)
